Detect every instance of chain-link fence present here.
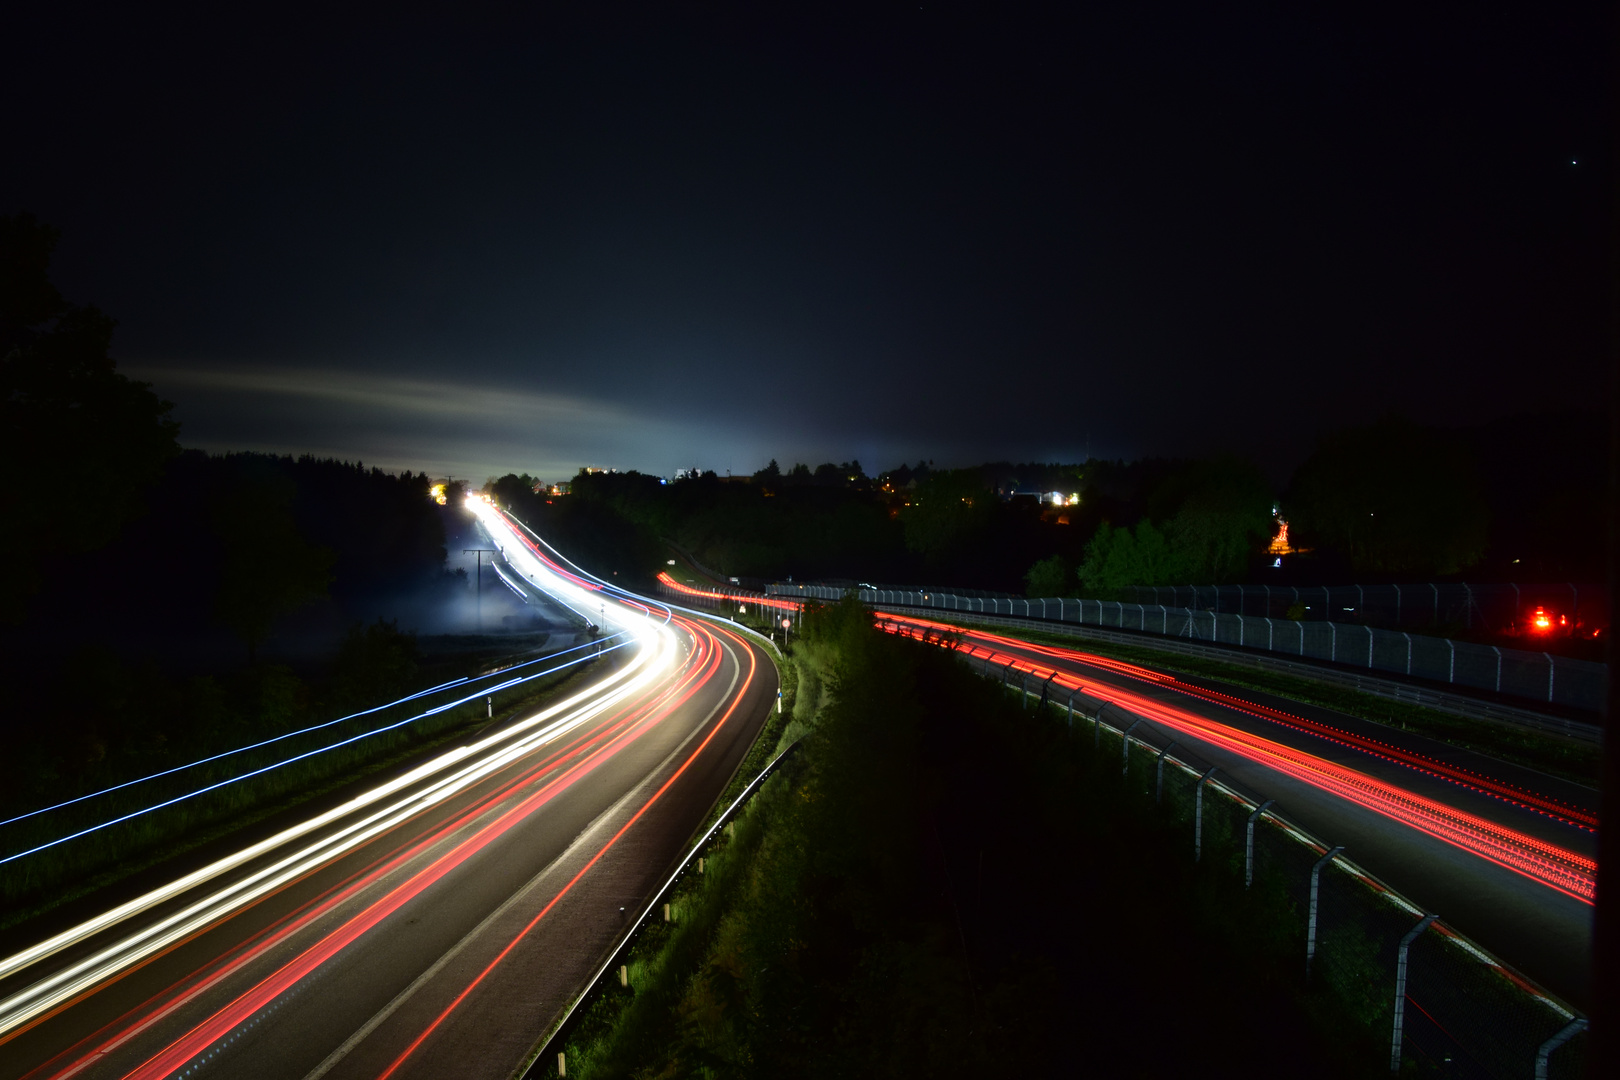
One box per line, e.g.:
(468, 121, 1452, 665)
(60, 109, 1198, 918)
(957, 649, 1589, 1079)
(769, 583, 1608, 714)
(1118, 582, 1606, 635)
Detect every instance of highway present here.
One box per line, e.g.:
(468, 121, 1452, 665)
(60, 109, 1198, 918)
(0, 498, 777, 1080)
(871, 610, 1596, 1010)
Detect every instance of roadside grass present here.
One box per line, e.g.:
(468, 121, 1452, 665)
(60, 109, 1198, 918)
(979, 624, 1601, 788)
(549, 598, 1378, 1080)
(0, 655, 605, 931)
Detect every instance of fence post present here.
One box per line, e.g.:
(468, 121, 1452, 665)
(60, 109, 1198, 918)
(1330, 621, 1336, 662)
(1267, 617, 1273, 650)
(1306, 846, 1345, 980)
(1447, 639, 1455, 683)
(1534, 1018, 1588, 1079)
(1154, 742, 1178, 802)
(1403, 632, 1412, 675)
(1121, 719, 1142, 775)
(1492, 646, 1502, 692)
(1020, 672, 1029, 708)
(1194, 766, 1218, 861)
(1545, 652, 1555, 702)
(1245, 800, 1274, 887)
(1367, 625, 1374, 668)
(1389, 914, 1438, 1072)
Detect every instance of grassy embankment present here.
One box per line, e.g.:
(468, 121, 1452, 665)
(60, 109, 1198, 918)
(972, 623, 1600, 787)
(548, 596, 1384, 1079)
(0, 644, 608, 931)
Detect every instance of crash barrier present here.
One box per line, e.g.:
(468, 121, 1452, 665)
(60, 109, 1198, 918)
(0, 633, 627, 904)
(768, 583, 1607, 716)
(519, 741, 802, 1079)
(933, 634, 1587, 1079)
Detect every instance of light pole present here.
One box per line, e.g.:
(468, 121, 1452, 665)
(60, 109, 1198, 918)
(463, 548, 496, 631)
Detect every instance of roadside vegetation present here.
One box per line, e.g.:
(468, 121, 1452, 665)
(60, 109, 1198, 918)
(550, 597, 1382, 1079)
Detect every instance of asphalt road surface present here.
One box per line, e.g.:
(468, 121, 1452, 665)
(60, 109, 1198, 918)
(874, 611, 1597, 1012)
(0, 500, 776, 1080)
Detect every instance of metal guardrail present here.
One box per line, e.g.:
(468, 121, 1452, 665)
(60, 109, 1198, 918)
(0, 634, 629, 893)
(518, 740, 802, 1079)
(942, 641, 1588, 1079)
(770, 583, 1608, 726)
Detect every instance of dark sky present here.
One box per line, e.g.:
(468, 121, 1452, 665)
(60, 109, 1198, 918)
(5, 4, 1611, 483)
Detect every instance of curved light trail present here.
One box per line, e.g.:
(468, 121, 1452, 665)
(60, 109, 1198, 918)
(0, 498, 778, 1080)
(876, 610, 1596, 903)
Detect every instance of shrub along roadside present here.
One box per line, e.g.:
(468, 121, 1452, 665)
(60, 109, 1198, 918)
(0, 651, 606, 932)
(989, 624, 1600, 786)
(551, 597, 1379, 1079)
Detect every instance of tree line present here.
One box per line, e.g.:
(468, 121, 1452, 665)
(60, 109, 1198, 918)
(487, 410, 1603, 602)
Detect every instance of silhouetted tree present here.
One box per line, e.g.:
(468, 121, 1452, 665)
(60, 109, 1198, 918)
(902, 469, 995, 568)
(0, 214, 180, 621)
(213, 466, 335, 661)
(1285, 417, 1488, 575)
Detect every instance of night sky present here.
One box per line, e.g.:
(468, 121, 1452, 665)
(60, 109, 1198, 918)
(4, 4, 1610, 484)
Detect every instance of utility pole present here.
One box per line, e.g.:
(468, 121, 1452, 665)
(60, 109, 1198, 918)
(464, 548, 496, 631)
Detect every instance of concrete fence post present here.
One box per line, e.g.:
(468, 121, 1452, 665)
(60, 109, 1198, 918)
(1403, 632, 1412, 675)
(1389, 913, 1438, 1072)
(1266, 617, 1274, 651)
(1120, 718, 1142, 775)
(1447, 639, 1455, 683)
(1194, 767, 1217, 861)
(1154, 742, 1179, 802)
(1492, 646, 1502, 692)
(1306, 846, 1346, 980)
(1534, 1018, 1588, 1079)
(558, 1051, 567, 1076)
(1545, 652, 1556, 702)
(1245, 800, 1274, 887)
(619, 964, 630, 988)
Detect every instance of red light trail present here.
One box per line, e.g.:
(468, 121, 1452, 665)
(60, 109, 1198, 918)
(658, 573, 803, 613)
(26, 610, 745, 1080)
(876, 611, 1595, 904)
